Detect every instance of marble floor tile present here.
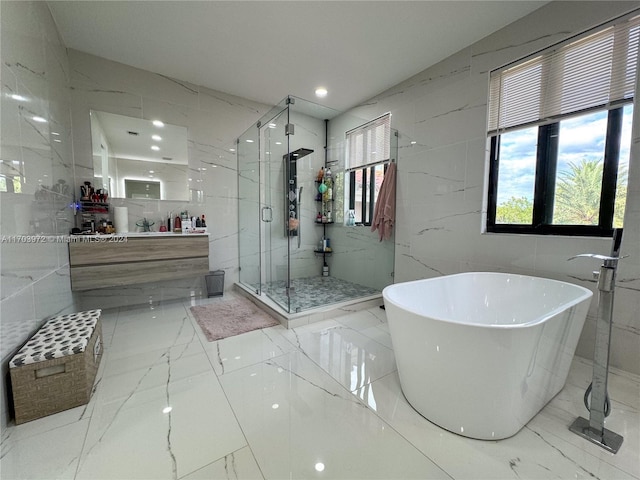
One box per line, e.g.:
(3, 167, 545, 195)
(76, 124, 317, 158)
(197, 326, 296, 376)
(1, 418, 91, 480)
(181, 446, 264, 480)
(284, 320, 397, 392)
(355, 371, 638, 480)
(220, 351, 449, 479)
(77, 372, 246, 479)
(1, 297, 638, 480)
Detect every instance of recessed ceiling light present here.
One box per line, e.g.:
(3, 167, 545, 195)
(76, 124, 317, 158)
(229, 148, 236, 152)
(162, 406, 172, 414)
(10, 94, 27, 101)
(149, 170, 155, 174)
(411, 141, 417, 145)
(152, 134, 162, 141)
(152, 120, 164, 127)
(151, 145, 160, 151)
(51, 132, 60, 136)
(275, 141, 282, 145)
(268, 123, 277, 129)
(315, 87, 328, 98)
(246, 139, 254, 143)
(33, 116, 47, 123)
(53, 139, 61, 143)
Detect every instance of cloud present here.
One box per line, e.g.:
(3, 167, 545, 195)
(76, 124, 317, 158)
(494, 105, 634, 206)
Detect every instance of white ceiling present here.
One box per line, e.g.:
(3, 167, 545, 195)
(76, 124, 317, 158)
(48, 1, 548, 112)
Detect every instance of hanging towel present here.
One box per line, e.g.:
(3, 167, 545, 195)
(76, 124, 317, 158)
(371, 162, 397, 242)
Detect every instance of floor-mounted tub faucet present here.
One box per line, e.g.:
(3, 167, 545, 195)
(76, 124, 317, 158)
(568, 228, 625, 454)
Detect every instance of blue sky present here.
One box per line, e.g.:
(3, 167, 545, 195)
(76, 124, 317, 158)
(496, 105, 633, 204)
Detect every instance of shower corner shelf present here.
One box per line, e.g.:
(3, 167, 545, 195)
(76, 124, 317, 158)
(315, 221, 334, 225)
(313, 249, 332, 256)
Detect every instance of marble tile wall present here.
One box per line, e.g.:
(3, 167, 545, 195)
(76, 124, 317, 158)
(328, 1, 640, 375)
(0, 1, 77, 428)
(67, 50, 270, 309)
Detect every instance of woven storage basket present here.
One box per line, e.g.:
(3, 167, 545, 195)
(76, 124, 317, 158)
(9, 311, 102, 425)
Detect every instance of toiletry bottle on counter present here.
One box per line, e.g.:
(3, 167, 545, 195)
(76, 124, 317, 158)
(201, 215, 206, 227)
(174, 215, 182, 233)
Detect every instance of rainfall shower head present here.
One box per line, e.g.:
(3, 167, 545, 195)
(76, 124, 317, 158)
(286, 148, 313, 160)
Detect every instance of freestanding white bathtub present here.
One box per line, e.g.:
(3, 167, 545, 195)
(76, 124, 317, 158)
(382, 272, 593, 440)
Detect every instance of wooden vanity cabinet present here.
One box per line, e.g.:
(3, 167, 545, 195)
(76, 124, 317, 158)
(69, 235, 209, 291)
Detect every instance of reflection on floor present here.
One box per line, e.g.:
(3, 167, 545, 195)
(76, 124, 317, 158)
(263, 276, 380, 312)
(1, 292, 638, 479)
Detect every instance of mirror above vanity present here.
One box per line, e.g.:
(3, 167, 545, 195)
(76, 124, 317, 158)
(90, 110, 190, 201)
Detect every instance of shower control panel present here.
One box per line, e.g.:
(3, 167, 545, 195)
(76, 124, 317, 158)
(283, 148, 313, 237)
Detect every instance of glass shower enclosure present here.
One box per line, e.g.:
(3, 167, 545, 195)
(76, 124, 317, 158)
(238, 96, 392, 314)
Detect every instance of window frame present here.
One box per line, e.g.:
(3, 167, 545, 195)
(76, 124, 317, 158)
(486, 105, 627, 236)
(348, 163, 387, 226)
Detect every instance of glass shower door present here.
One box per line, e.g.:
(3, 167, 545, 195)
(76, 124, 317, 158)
(237, 126, 261, 293)
(260, 105, 291, 312)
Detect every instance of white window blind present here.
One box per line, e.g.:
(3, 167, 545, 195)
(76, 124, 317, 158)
(488, 12, 640, 135)
(346, 113, 391, 171)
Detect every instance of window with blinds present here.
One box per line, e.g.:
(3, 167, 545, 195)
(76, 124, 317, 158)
(486, 11, 639, 236)
(346, 113, 391, 171)
(346, 113, 391, 226)
(488, 13, 640, 135)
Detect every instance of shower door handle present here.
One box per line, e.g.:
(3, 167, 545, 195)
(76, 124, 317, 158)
(261, 206, 272, 222)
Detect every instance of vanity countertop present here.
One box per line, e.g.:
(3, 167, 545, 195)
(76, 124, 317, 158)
(118, 232, 209, 238)
(70, 231, 209, 239)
